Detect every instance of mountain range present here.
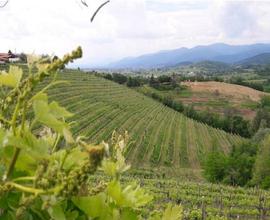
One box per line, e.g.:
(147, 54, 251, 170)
(107, 43, 270, 69)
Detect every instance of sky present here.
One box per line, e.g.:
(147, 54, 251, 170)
(0, 0, 270, 67)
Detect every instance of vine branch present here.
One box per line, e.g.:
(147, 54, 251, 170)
(81, 0, 88, 7)
(0, 0, 8, 8)
(90, 0, 110, 22)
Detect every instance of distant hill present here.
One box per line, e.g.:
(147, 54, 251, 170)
(236, 53, 270, 67)
(190, 61, 232, 72)
(108, 43, 270, 69)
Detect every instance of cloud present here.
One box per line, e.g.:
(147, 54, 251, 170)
(0, 0, 269, 67)
(146, 0, 208, 13)
(215, 1, 258, 38)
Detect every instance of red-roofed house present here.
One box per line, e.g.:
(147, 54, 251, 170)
(0, 51, 20, 63)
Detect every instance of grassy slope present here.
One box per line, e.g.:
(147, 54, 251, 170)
(137, 82, 261, 120)
(43, 70, 245, 178)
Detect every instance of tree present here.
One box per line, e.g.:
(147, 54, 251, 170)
(52, 55, 59, 62)
(158, 75, 171, 83)
(127, 77, 141, 87)
(252, 135, 270, 189)
(223, 141, 257, 186)
(112, 73, 127, 84)
(104, 73, 113, 81)
(260, 95, 270, 108)
(252, 109, 270, 132)
(203, 148, 227, 183)
(19, 53, 27, 63)
(149, 74, 157, 87)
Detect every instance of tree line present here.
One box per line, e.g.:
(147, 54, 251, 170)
(204, 96, 270, 189)
(204, 133, 270, 189)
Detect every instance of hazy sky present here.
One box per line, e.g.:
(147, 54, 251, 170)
(0, 0, 270, 67)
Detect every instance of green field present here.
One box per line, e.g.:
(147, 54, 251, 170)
(39, 70, 245, 178)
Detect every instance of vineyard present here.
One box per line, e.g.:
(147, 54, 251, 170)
(34, 69, 245, 178)
(0, 61, 269, 220)
(117, 176, 270, 219)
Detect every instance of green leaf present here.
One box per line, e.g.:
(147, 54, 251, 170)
(72, 193, 109, 218)
(161, 204, 183, 220)
(0, 210, 16, 220)
(62, 128, 74, 144)
(32, 92, 48, 103)
(107, 180, 153, 208)
(0, 163, 5, 179)
(49, 101, 73, 119)
(0, 127, 6, 147)
(102, 160, 117, 177)
(48, 202, 66, 220)
(15, 151, 38, 174)
(122, 183, 153, 208)
(0, 66, 23, 88)
(120, 209, 139, 220)
(5, 130, 50, 159)
(62, 147, 88, 171)
(66, 211, 79, 220)
(107, 180, 126, 207)
(2, 129, 50, 174)
(33, 93, 74, 143)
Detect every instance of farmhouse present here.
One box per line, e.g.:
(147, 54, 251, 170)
(0, 50, 20, 63)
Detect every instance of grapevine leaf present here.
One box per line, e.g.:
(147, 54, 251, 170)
(5, 130, 50, 159)
(0, 210, 16, 220)
(72, 193, 109, 218)
(65, 210, 79, 220)
(107, 180, 153, 208)
(61, 148, 88, 171)
(3, 129, 50, 174)
(32, 92, 48, 103)
(0, 66, 23, 88)
(62, 128, 74, 144)
(107, 180, 126, 206)
(1, 145, 14, 167)
(49, 101, 73, 119)
(122, 183, 153, 208)
(48, 202, 66, 220)
(101, 160, 117, 177)
(0, 127, 6, 147)
(33, 93, 74, 143)
(0, 164, 5, 181)
(161, 204, 183, 220)
(120, 208, 138, 220)
(15, 151, 38, 174)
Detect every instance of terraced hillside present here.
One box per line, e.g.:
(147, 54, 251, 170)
(38, 69, 244, 176)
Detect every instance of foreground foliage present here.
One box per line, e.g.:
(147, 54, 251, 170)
(0, 48, 182, 219)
